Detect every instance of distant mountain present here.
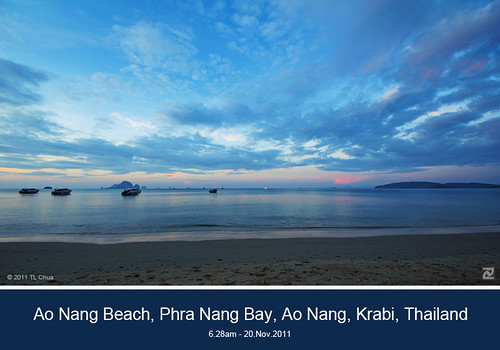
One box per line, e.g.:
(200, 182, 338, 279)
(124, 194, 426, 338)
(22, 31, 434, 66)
(107, 181, 140, 189)
(375, 181, 500, 189)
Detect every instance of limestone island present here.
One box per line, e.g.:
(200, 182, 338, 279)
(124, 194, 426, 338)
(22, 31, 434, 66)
(106, 181, 140, 189)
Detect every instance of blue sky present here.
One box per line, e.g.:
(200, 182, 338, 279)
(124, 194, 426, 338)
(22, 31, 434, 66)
(1, 0, 499, 188)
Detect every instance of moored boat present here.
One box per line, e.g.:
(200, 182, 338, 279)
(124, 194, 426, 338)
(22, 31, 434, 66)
(208, 188, 218, 193)
(51, 188, 72, 195)
(19, 188, 39, 194)
(122, 188, 141, 196)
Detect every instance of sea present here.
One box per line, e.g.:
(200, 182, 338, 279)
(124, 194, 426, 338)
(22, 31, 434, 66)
(1, 188, 499, 243)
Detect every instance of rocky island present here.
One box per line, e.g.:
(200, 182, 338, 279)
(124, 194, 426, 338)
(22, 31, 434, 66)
(106, 181, 140, 189)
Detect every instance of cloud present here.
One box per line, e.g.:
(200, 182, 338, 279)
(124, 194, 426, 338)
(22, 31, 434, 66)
(0, 109, 64, 138)
(334, 176, 368, 184)
(112, 22, 197, 72)
(163, 103, 255, 127)
(0, 118, 288, 174)
(111, 112, 157, 131)
(95, 2, 500, 176)
(231, 13, 259, 27)
(378, 85, 400, 104)
(1, 2, 500, 184)
(405, 0, 500, 67)
(128, 134, 286, 172)
(0, 58, 50, 106)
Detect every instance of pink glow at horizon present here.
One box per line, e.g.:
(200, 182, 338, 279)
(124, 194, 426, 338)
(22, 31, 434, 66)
(334, 176, 368, 184)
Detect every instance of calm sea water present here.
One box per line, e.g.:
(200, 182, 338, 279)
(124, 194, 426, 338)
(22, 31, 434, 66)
(1, 188, 499, 243)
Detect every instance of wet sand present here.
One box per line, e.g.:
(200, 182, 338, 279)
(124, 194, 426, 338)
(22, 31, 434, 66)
(1, 233, 499, 285)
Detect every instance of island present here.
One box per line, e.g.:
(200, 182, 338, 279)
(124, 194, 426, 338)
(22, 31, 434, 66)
(106, 181, 140, 189)
(375, 181, 500, 189)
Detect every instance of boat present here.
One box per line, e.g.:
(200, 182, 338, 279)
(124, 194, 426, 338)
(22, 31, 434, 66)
(51, 188, 72, 195)
(208, 188, 218, 193)
(122, 188, 141, 196)
(19, 188, 39, 194)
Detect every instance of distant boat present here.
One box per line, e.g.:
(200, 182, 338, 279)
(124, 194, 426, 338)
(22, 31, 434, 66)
(51, 188, 71, 195)
(19, 188, 39, 194)
(122, 188, 141, 196)
(208, 188, 218, 193)
(43, 186, 52, 190)
(263, 186, 269, 190)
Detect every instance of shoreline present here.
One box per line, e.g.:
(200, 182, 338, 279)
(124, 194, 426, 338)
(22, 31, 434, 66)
(1, 232, 499, 286)
(1, 224, 500, 244)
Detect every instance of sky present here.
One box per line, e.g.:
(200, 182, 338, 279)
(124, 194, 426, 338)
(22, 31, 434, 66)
(1, 0, 499, 188)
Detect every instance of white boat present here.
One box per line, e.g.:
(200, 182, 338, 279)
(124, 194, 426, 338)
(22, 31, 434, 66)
(19, 188, 39, 194)
(51, 188, 72, 195)
(122, 188, 141, 196)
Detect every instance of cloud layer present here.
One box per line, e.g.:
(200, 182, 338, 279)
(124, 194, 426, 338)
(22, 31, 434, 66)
(0, 0, 499, 185)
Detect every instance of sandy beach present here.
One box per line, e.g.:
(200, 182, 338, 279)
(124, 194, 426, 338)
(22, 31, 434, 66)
(1, 232, 499, 285)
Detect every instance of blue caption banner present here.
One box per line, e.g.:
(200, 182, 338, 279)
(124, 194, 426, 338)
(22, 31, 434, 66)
(0, 289, 498, 349)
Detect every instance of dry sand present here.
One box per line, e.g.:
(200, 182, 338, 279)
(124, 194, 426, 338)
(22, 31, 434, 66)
(1, 233, 499, 285)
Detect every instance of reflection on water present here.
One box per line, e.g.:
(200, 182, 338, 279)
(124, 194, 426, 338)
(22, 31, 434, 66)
(0, 188, 499, 242)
